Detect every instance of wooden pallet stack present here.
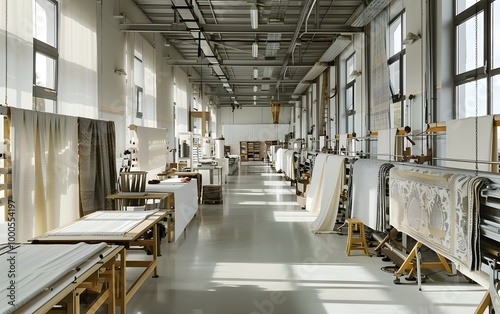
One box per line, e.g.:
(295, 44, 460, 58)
(202, 185, 223, 204)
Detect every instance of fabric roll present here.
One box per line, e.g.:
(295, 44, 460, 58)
(310, 155, 346, 232)
(305, 153, 330, 214)
(350, 159, 393, 231)
(389, 166, 486, 270)
(446, 115, 495, 172)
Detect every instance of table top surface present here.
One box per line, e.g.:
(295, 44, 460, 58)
(106, 191, 172, 200)
(30, 210, 168, 243)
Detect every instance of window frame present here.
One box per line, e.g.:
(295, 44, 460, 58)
(453, 0, 499, 117)
(345, 52, 356, 118)
(33, 0, 59, 109)
(388, 11, 406, 126)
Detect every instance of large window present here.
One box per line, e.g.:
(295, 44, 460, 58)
(454, 0, 500, 118)
(33, 0, 58, 112)
(134, 54, 144, 119)
(388, 11, 406, 128)
(345, 53, 356, 132)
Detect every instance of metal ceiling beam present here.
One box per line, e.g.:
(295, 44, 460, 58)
(191, 78, 301, 84)
(202, 24, 363, 34)
(209, 91, 294, 96)
(166, 59, 316, 67)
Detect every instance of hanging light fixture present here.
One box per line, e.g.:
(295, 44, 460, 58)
(271, 100, 280, 124)
(250, 4, 258, 29)
(253, 67, 258, 79)
(252, 41, 258, 58)
(253, 85, 258, 92)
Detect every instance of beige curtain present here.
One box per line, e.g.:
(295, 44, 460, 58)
(78, 118, 117, 215)
(11, 108, 80, 242)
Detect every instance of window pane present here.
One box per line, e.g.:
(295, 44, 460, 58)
(346, 55, 354, 83)
(134, 56, 144, 88)
(456, 12, 484, 74)
(33, 97, 55, 113)
(389, 16, 402, 57)
(456, 78, 487, 118)
(34, 0, 57, 48)
(35, 52, 56, 89)
(493, 75, 500, 114)
(493, 1, 500, 69)
(389, 60, 400, 97)
(456, 0, 480, 15)
(346, 85, 354, 113)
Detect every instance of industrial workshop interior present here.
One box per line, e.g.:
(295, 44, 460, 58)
(2, 0, 500, 313)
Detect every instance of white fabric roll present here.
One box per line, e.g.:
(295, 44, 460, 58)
(310, 155, 346, 232)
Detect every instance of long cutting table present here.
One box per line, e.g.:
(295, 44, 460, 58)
(30, 210, 168, 314)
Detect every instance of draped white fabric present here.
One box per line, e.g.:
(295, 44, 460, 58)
(146, 179, 198, 242)
(310, 156, 346, 232)
(11, 108, 80, 242)
(338, 134, 348, 152)
(0, 243, 106, 313)
(305, 153, 330, 214)
(369, 9, 391, 131)
(84, 210, 158, 221)
(275, 148, 285, 172)
(284, 150, 295, 180)
(58, 0, 98, 118)
(135, 126, 167, 171)
(446, 115, 496, 172)
(0, 0, 33, 110)
(377, 128, 397, 160)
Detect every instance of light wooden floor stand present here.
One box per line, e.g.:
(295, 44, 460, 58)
(393, 241, 452, 284)
(345, 218, 370, 256)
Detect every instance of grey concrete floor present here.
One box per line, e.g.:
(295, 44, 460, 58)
(124, 162, 486, 314)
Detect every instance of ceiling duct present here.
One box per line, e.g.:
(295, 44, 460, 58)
(302, 62, 328, 81)
(319, 36, 351, 62)
(351, 0, 392, 27)
(293, 81, 310, 95)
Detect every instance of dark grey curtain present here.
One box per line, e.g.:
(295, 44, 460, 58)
(78, 118, 117, 215)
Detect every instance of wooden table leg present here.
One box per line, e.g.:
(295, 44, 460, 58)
(153, 224, 159, 278)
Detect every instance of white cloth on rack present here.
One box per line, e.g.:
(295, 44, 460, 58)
(11, 108, 80, 242)
(310, 155, 346, 232)
(135, 125, 168, 171)
(285, 150, 295, 180)
(446, 115, 495, 172)
(305, 153, 330, 214)
(377, 128, 397, 160)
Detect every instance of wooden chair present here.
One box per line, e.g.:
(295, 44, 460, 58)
(119, 171, 148, 206)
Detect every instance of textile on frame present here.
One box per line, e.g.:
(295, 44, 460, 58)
(389, 167, 486, 270)
(305, 153, 330, 214)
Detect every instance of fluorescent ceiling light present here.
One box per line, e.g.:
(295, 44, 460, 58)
(319, 36, 351, 62)
(254, 101, 257, 105)
(402, 32, 421, 45)
(351, 0, 392, 27)
(253, 68, 258, 79)
(253, 85, 258, 92)
(253, 95, 257, 100)
(252, 41, 259, 58)
(293, 81, 311, 95)
(250, 4, 258, 29)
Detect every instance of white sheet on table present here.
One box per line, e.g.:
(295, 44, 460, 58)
(49, 220, 142, 236)
(310, 155, 345, 232)
(0, 243, 107, 314)
(377, 128, 397, 160)
(446, 115, 495, 172)
(305, 153, 330, 214)
(84, 210, 158, 221)
(146, 179, 198, 241)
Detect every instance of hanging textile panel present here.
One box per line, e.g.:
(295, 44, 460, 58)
(78, 118, 117, 215)
(310, 155, 346, 233)
(351, 159, 393, 231)
(446, 115, 496, 172)
(11, 108, 80, 242)
(305, 153, 330, 214)
(134, 125, 167, 171)
(377, 128, 397, 160)
(389, 167, 486, 270)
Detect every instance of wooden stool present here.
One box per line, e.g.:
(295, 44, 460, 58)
(345, 218, 370, 256)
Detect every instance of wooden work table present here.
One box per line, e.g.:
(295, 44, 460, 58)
(30, 210, 168, 314)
